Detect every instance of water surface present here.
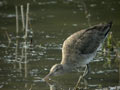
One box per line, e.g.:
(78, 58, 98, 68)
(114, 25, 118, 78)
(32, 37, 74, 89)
(0, 0, 120, 90)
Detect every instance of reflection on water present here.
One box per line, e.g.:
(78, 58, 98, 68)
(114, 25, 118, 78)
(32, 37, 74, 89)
(0, 0, 120, 90)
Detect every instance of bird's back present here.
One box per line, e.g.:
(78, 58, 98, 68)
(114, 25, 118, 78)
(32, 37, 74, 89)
(61, 22, 112, 67)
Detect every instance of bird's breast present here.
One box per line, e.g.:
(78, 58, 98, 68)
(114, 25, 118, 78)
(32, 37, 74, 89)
(61, 51, 97, 68)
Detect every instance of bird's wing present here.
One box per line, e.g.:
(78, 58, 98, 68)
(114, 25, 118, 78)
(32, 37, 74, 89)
(62, 28, 104, 54)
(73, 28, 104, 54)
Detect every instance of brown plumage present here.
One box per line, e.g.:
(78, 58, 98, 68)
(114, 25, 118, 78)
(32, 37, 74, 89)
(44, 22, 112, 80)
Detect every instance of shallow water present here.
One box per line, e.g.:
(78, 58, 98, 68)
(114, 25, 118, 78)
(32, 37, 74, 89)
(0, 0, 120, 90)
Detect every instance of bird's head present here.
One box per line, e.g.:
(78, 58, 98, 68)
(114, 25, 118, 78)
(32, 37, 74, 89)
(44, 64, 64, 80)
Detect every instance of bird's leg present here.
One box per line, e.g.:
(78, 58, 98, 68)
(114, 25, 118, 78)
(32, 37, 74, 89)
(73, 64, 89, 90)
(83, 64, 89, 77)
(87, 64, 90, 74)
(73, 75, 83, 90)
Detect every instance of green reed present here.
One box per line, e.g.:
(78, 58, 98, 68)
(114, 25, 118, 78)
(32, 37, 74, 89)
(102, 32, 120, 84)
(102, 32, 120, 68)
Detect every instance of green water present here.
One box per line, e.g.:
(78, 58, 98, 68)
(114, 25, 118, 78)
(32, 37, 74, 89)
(0, 0, 120, 90)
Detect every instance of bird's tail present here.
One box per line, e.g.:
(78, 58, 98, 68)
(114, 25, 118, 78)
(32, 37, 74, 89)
(103, 21, 112, 36)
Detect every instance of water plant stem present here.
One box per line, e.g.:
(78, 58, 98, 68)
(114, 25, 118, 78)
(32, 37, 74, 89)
(16, 6, 19, 35)
(15, 6, 19, 69)
(21, 5, 25, 31)
(24, 3, 30, 78)
(5, 31, 11, 46)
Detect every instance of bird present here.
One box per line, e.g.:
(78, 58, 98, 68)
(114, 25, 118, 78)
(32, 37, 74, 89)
(44, 22, 112, 80)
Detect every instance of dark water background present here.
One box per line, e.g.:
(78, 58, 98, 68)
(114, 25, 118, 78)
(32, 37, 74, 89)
(0, 0, 120, 90)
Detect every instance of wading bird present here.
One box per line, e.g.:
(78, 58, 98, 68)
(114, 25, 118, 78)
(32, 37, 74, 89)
(44, 22, 112, 80)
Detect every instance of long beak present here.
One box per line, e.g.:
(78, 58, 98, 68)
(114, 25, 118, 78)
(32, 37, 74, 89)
(44, 73, 53, 81)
